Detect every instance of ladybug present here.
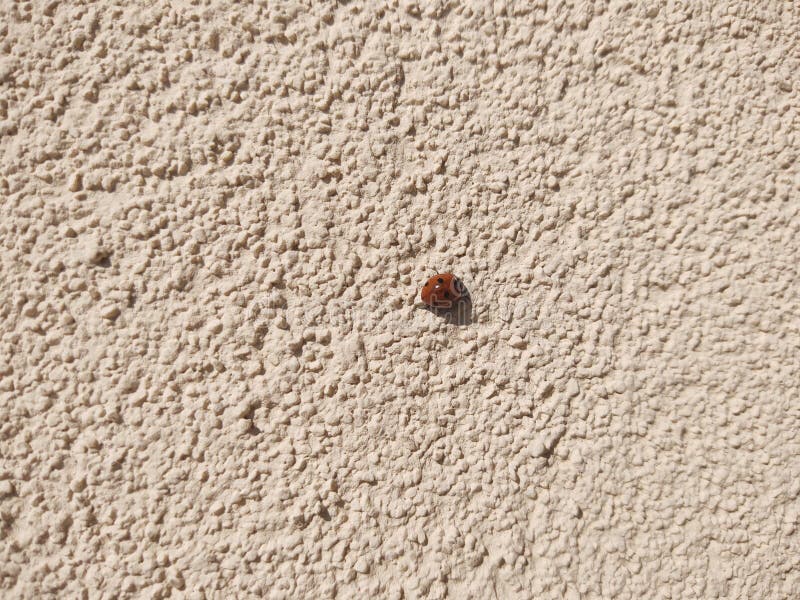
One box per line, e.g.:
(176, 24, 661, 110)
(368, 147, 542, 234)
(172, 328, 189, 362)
(420, 273, 466, 309)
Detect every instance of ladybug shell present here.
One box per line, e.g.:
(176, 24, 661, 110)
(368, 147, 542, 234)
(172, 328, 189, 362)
(420, 273, 464, 308)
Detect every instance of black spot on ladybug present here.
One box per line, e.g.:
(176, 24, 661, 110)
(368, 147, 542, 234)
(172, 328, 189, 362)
(444, 291, 450, 299)
(437, 277, 444, 283)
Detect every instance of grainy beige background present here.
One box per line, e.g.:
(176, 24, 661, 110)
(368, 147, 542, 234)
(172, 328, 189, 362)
(1, 1, 799, 598)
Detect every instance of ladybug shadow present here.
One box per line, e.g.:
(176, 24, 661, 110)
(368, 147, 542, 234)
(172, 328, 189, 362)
(421, 294, 473, 326)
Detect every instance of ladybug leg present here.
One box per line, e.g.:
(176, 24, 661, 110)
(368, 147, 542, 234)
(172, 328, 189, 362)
(433, 298, 453, 309)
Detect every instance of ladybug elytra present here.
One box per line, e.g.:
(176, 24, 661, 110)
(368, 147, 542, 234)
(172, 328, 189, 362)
(420, 273, 465, 309)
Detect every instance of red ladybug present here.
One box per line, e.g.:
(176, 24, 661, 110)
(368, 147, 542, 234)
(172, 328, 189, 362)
(420, 273, 465, 308)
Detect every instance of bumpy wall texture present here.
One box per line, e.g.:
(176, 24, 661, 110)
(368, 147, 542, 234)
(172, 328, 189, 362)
(1, 1, 799, 598)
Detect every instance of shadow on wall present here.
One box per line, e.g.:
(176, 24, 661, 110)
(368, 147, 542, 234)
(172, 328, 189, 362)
(421, 295, 473, 326)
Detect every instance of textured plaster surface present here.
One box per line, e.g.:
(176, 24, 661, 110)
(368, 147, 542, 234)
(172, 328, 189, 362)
(1, 1, 799, 598)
